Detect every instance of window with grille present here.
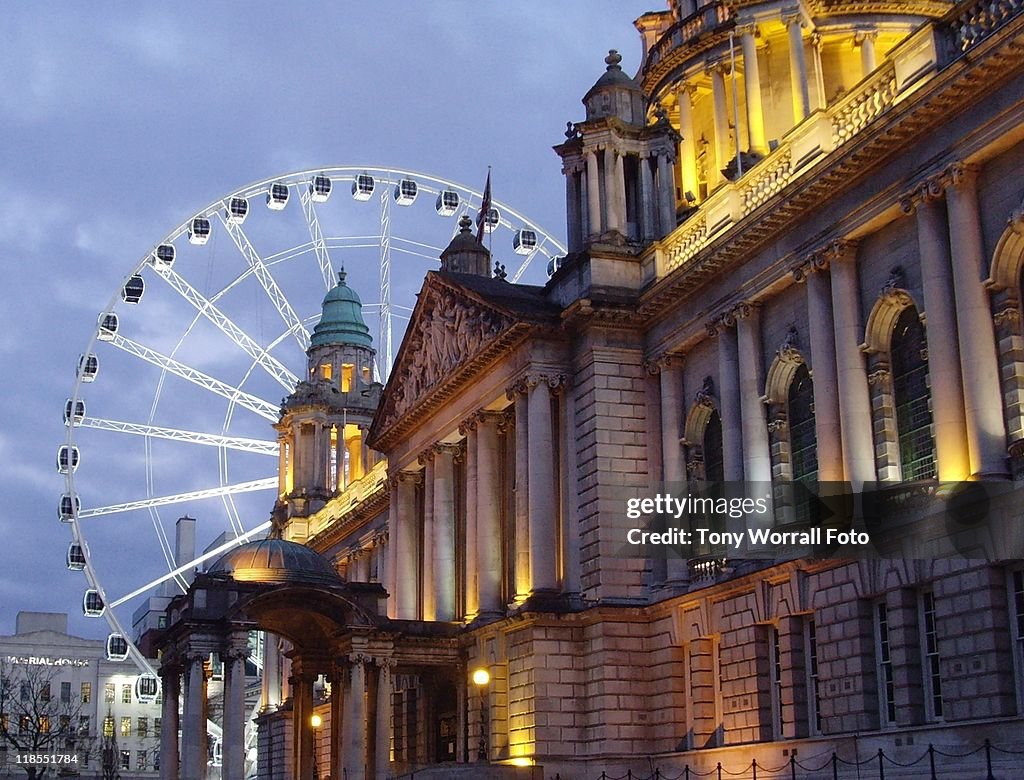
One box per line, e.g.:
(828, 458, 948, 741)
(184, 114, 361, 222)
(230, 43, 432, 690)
(891, 307, 935, 481)
(806, 619, 822, 734)
(921, 591, 943, 718)
(703, 409, 724, 483)
(1012, 569, 1024, 711)
(876, 602, 896, 724)
(788, 364, 818, 481)
(120, 750, 130, 770)
(103, 716, 114, 738)
(122, 684, 131, 704)
(81, 682, 91, 704)
(137, 717, 148, 738)
(121, 716, 131, 737)
(104, 683, 114, 703)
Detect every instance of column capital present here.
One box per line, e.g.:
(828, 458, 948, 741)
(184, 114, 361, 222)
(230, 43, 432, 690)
(782, 12, 804, 29)
(736, 22, 759, 38)
(943, 160, 979, 191)
(677, 81, 698, 99)
(899, 172, 947, 213)
(854, 29, 878, 46)
(374, 657, 396, 670)
(433, 442, 462, 459)
(348, 652, 371, 666)
(525, 372, 568, 392)
(417, 446, 436, 465)
(222, 632, 251, 662)
(388, 470, 422, 488)
(644, 353, 684, 375)
(731, 301, 759, 321)
(505, 377, 529, 400)
(795, 238, 858, 278)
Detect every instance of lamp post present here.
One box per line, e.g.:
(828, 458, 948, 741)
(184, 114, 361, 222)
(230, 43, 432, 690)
(471, 668, 490, 762)
(311, 713, 323, 780)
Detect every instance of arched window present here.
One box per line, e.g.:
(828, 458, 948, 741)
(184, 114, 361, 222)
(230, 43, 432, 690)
(891, 306, 936, 481)
(788, 364, 818, 482)
(703, 409, 724, 483)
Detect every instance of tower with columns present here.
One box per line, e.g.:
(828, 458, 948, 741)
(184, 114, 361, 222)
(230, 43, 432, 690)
(273, 270, 382, 540)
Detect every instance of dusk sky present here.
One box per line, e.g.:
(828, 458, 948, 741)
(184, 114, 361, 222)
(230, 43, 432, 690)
(0, 3, 659, 641)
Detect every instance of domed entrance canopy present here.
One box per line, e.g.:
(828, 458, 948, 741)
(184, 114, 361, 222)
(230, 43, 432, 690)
(208, 538, 344, 586)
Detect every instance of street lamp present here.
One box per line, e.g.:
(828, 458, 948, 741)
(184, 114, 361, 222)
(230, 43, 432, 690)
(472, 668, 490, 762)
(311, 713, 323, 780)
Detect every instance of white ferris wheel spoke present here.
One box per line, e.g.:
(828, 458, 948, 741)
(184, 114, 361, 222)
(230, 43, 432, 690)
(106, 520, 272, 608)
(298, 189, 336, 291)
(108, 334, 279, 422)
(78, 478, 277, 519)
(154, 266, 299, 392)
(77, 417, 277, 455)
(218, 207, 311, 350)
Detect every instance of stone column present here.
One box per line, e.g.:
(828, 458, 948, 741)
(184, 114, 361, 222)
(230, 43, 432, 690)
(735, 303, 772, 484)
(829, 242, 877, 489)
(349, 429, 364, 482)
(506, 384, 531, 602)
(433, 444, 458, 620)
(393, 472, 421, 620)
(640, 154, 656, 241)
(330, 666, 345, 780)
(810, 34, 827, 111)
(798, 258, 844, 482)
(221, 634, 248, 780)
(739, 26, 769, 155)
(786, 15, 811, 123)
(386, 483, 399, 618)
(420, 452, 435, 621)
(565, 165, 582, 253)
(262, 633, 280, 710)
(291, 671, 315, 780)
(335, 424, 345, 490)
(344, 655, 368, 780)
(586, 148, 602, 237)
(615, 150, 628, 236)
(462, 421, 480, 618)
(659, 357, 686, 487)
(527, 375, 560, 594)
(944, 163, 1009, 477)
(677, 84, 699, 201)
(159, 664, 180, 780)
(181, 653, 206, 780)
(374, 659, 393, 780)
(856, 30, 877, 77)
(604, 146, 622, 233)
(712, 319, 744, 481)
(902, 184, 970, 481)
(312, 423, 325, 491)
(278, 433, 287, 494)
(657, 152, 676, 237)
(709, 64, 730, 185)
(476, 412, 504, 614)
(292, 422, 304, 489)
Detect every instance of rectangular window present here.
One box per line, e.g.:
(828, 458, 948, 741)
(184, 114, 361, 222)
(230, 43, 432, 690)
(770, 626, 783, 738)
(137, 750, 147, 770)
(19, 715, 30, 734)
(876, 602, 896, 724)
(1012, 569, 1024, 709)
(122, 683, 132, 704)
(921, 591, 943, 719)
(137, 717, 148, 738)
(806, 619, 822, 734)
(104, 682, 115, 703)
(59, 715, 70, 734)
(79, 715, 90, 736)
(41, 683, 50, 702)
(120, 750, 130, 771)
(81, 682, 91, 704)
(39, 716, 50, 734)
(120, 716, 131, 738)
(61, 681, 71, 703)
(20, 682, 29, 702)
(103, 716, 114, 738)
(154, 717, 162, 735)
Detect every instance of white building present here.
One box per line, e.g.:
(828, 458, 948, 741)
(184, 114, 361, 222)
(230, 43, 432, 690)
(0, 612, 161, 778)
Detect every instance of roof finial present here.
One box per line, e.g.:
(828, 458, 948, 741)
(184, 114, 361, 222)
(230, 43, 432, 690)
(337, 267, 347, 285)
(605, 49, 622, 71)
(458, 214, 473, 233)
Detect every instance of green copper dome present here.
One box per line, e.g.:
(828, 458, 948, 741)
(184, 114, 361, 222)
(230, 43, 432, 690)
(310, 270, 373, 348)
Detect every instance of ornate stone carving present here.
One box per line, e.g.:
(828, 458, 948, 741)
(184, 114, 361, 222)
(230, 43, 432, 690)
(766, 417, 788, 433)
(388, 471, 422, 489)
(879, 266, 913, 306)
(348, 652, 371, 666)
(867, 368, 891, 386)
(900, 172, 947, 213)
(686, 457, 704, 476)
(777, 327, 804, 364)
(645, 353, 684, 375)
(388, 287, 511, 421)
(695, 376, 715, 408)
(994, 305, 1021, 329)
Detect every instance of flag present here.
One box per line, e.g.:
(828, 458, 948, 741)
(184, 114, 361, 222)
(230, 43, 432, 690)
(476, 168, 492, 243)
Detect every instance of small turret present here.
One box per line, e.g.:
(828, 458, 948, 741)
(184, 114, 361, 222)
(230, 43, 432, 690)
(439, 215, 492, 277)
(582, 50, 645, 126)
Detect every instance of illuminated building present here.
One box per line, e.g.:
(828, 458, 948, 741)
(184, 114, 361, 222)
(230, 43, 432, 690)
(0, 612, 162, 778)
(159, 1, 1024, 778)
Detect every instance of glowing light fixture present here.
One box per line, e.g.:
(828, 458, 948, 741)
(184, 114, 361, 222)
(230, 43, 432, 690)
(472, 668, 490, 686)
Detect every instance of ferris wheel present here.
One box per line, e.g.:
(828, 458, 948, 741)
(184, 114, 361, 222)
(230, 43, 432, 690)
(58, 166, 567, 679)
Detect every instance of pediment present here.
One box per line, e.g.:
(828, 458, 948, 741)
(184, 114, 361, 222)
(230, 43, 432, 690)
(371, 272, 553, 449)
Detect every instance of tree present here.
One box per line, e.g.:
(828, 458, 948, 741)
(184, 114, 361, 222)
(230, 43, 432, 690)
(0, 659, 93, 779)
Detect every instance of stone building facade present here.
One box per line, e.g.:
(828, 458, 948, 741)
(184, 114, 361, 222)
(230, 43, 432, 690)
(158, 1, 1024, 778)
